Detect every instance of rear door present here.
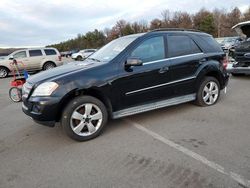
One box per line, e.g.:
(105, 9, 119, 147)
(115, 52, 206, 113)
(166, 34, 204, 96)
(27, 49, 44, 70)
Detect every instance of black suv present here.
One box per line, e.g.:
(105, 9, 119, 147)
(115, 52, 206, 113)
(22, 29, 229, 141)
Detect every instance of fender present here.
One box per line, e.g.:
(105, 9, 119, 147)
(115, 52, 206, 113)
(194, 60, 226, 90)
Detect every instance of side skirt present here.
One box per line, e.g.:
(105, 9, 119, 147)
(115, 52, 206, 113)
(112, 94, 196, 119)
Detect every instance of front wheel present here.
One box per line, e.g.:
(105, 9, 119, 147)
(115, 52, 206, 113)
(61, 96, 108, 141)
(195, 77, 220, 107)
(0, 67, 9, 78)
(9, 87, 22, 102)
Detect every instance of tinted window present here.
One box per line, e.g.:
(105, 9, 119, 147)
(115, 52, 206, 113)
(193, 35, 223, 53)
(29, 50, 43, 57)
(13, 51, 27, 59)
(167, 35, 201, 57)
(44, 49, 57, 55)
(131, 36, 165, 63)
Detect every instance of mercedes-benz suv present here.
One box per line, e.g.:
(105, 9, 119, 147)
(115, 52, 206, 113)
(22, 29, 229, 141)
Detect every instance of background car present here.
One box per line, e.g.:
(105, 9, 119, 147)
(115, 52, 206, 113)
(0, 47, 62, 78)
(228, 21, 250, 76)
(71, 49, 97, 61)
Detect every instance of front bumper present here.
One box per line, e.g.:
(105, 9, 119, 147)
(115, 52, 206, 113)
(22, 96, 61, 127)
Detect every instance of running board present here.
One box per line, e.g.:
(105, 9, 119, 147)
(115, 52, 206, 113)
(112, 94, 196, 119)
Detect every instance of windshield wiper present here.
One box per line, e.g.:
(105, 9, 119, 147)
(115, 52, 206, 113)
(88, 57, 101, 62)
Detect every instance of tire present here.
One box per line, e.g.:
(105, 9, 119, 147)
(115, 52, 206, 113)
(76, 56, 83, 61)
(195, 76, 220, 107)
(9, 87, 22, 102)
(43, 62, 56, 70)
(61, 96, 108, 141)
(0, 67, 9, 78)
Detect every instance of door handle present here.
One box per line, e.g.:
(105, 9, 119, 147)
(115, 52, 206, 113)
(199, 58, 206, 64)
(159, 66, 169, 74)
(244, 53, 250, 59)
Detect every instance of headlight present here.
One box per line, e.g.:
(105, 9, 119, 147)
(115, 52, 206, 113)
(32, 82, 59, 97)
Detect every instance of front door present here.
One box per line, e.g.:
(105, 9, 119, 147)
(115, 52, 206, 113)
(115, 35, 174, 110)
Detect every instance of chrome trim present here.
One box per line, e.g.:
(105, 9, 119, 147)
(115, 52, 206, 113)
(22, 103, 28, 110)
(143, 53, 204, 65)
(112, 94, 196, 119)
(126, 76, 196, 96)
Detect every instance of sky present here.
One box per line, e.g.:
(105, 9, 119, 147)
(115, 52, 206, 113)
(0, 0, 249, 48)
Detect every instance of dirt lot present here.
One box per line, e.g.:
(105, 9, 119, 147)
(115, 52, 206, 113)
(0, 73, 249, 188)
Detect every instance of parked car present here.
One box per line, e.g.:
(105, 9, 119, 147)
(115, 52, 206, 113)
(0, 48, 62, 78)
(215, 37, 242, 53)
(22, 29, 229, 141)
(71, 49, 97, 61)
(228, 21, 250, 76)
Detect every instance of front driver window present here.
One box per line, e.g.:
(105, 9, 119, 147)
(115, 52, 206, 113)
(13, 51, 27, 59)
(130, 36, 165, 63)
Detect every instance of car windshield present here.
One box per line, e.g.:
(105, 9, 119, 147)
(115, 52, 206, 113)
(88, 34, 143, 62)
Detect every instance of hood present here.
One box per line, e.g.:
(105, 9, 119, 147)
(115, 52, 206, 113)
(27, 59, 102, 84)
(232, 21, 250, 38)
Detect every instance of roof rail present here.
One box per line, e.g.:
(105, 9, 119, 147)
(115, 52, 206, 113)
(150, 28, 202, 33)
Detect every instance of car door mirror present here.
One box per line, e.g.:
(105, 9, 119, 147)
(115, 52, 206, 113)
(125, 57, 143, 67)
(9, 55, 14, 60)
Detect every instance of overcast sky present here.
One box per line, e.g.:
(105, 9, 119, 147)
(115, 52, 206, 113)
(0, 0, 249, 48)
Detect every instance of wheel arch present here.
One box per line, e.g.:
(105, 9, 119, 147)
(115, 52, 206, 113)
(42, 61, 56, 69)
(195, 65, 224, 92)
(56, 88, 113, 122)
(0, 65, 10, 72)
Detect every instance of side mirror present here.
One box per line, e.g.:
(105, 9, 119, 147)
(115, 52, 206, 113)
(125, 57, 143, 67)
(9, 55, 14, 60)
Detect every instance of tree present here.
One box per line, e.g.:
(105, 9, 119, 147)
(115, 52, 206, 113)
(150, 19, 162, 29)
(243, 6, 250, 21)
(193, 9, 216, 36)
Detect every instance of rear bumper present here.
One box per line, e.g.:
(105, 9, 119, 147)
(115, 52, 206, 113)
(22, 96, 61, 127)
(227, 67, 250, 74)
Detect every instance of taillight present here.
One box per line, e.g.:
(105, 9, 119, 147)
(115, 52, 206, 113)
(221, 56, 229, 69)
(58, 55, 62, 61)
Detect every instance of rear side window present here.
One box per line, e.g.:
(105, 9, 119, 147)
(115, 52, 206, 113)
(44, 49, 57, 55)
(29, 50, 43, 57)
(167, 35, 202, 57)
(193, 35, 223, 53)
(131, 36, 165, 63)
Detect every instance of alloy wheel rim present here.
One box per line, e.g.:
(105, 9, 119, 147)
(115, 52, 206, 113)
(0, 69, 7, 78)
(202, 81, 219, 105)
(70, 103, 103, 136)
(45, 64, 55, 70)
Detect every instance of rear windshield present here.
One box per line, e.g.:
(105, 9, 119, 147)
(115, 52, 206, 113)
(44, 49, 57, 55)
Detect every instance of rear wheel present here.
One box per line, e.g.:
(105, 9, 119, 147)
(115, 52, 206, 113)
(43, 62, 56, 70)
(0, 67, 9, 78)
(195, 77, 220, 106)
(61, 96, 108, 141)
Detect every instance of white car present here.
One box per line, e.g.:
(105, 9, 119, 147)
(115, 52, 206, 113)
(0, 48, 63, 78)
(71, 49, 97, 61)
